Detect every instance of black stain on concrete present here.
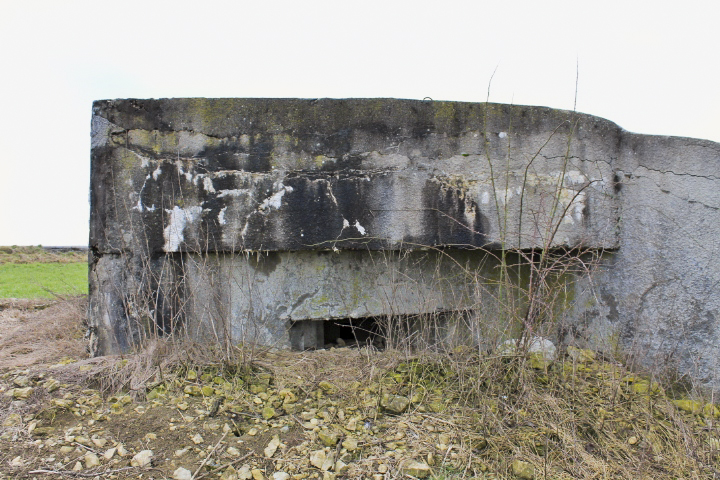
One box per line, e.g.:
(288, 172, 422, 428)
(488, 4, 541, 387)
(249, 252, 282, 275)
(421, 180, 488, 247)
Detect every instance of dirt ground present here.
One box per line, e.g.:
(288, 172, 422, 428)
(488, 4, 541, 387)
(1, 298, 719, 480)
(0, 299, 442, 480)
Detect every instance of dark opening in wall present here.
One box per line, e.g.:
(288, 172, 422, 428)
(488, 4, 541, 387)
(289, 311, 473, 351)
(289, 316, 383, 350)
(324, 317, 383, 348)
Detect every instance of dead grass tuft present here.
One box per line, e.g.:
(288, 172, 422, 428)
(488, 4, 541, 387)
(0, 295, 87, 370)
(0, 245, 86, 265)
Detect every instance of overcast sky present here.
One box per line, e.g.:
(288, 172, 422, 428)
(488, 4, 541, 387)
(1, 0, 718, 246)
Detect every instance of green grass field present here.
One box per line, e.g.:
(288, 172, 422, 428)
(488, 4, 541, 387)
(0, 262, 88, 298)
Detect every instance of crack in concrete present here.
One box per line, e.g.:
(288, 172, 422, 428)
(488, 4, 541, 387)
(635, 165, 719, 181)
(632, 173, 720, 211)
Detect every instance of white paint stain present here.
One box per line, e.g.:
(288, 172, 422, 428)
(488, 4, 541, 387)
(202, 176, 215, 193)
(354, 220, 367, 235)
(481, 191, 490, 204)
(176, 163, 193, 183)
(152, 166, 162, 180)
(326, 185, 339, 205)
(218, 206, 227, 225)
(342, 218, 350, 228)
(499, 132, 507, 139)
(217, 189, 249, 198)
(132, 175, 154, 212)
(163, 206, 202, 252)
(259, 183, 294, 211)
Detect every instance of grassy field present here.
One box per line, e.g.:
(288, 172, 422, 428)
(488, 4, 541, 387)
(0, 246, 87, 298)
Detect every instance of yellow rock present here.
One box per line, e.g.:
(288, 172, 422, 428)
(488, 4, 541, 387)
(92, 437, 108, 448)
(279, 389, 298, 404)
(342, 436, 358, 451)
(184, 385, 202, 396)
(220, 465, 238, 480)
(262, 407, 276, 420)
(117, 444, 129, 457)
(703, 404, 720, 418)
(84, 452, 100, 468)
(43, 379, 60, 393)
(335, 460, 349, 474)
(174, 447, 190, 457)
(173, 467, 193, 480)
(52, 398, 74, 409)
(318, 381, 335, 394)
(309, 449, 326, 469)
(380, 393, 410, 414)
(630, 380, 662, 395)
(130, 449, 153, 467)
(7, 387, 33, 399)
(318, 429, 339, 447)
(673, 399, 704, 415)
(264, 435, 280, 458)
(400, 460, 431, 478)
(511, 459, 534, 479)
(566, 346, 596, 363)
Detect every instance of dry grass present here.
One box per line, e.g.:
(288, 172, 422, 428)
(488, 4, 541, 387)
(0, 295, 87, 369)
(51, 344, 718, 478)
(0, 245, 86, 265)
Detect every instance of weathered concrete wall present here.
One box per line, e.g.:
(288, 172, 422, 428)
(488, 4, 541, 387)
(574, 134, 720, 387)
(89, 98, 720, 389)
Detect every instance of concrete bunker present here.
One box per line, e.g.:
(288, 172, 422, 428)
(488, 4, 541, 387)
(90, 98, 720, 389)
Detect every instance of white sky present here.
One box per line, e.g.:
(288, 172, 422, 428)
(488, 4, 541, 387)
(0, 0, 718, 246)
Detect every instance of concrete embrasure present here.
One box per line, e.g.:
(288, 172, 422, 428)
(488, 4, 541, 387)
(89, 98, 720, 389)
